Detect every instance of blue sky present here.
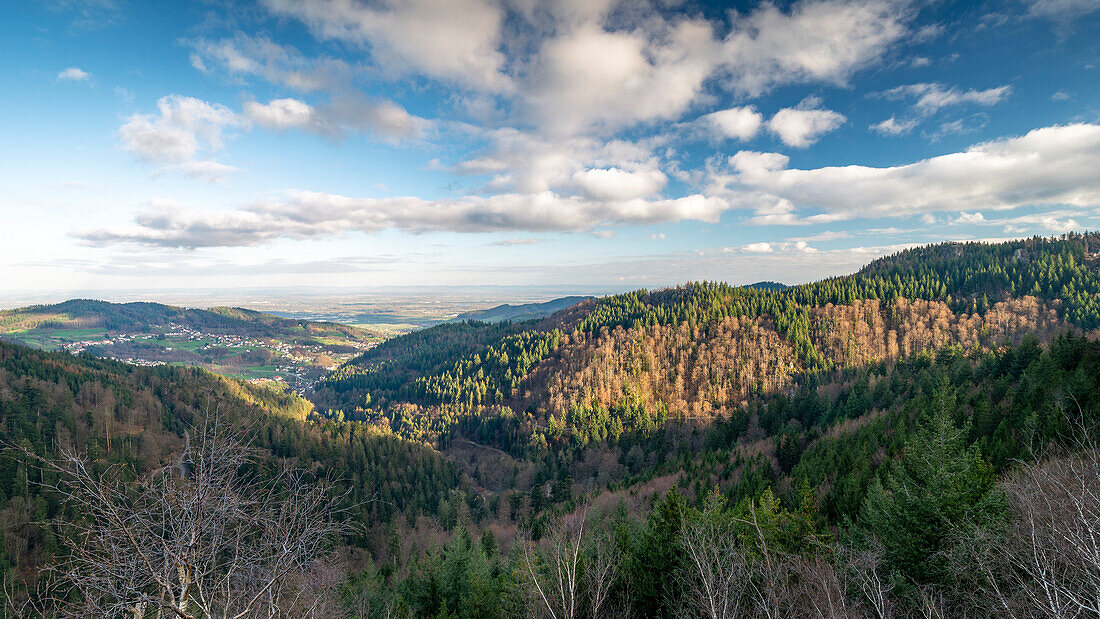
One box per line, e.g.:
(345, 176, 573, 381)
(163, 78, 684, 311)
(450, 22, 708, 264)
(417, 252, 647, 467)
(1, 0, 1099, 296)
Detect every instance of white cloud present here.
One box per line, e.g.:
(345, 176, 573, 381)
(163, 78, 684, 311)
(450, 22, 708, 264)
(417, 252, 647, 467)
(243, 98, 314, 130)
(572, 167, 667, 201)
(160, 161, 241, 183)
(733, 241, 817, 253)
(76, 189, 730, 248)
(1026, 0, 1100, 19)
(189, 34, 354, 92)
(525, 19, 719, 135)
(119, 95, 240, 163)
(453, 129, 662, 200)
(242, 96, 423, 139)
(57, 67, 90, 82)
(1000, 213, 1081, 233)
(883, 82, 1012, 115)
(490, 238, 541, 246)
(709, 123, 1100, 223)
(118, 95, 242, 182)
(870, 116, 918, 136)
(926, 114, 988, 141)
(262, 0, 510, 91)
(720, 0, 912, 96)
(699, 106, 764, 141)
(787, 230, 851, 242)
(953, 211, 986, 224)
(259, 0, 914, 138)
(767, 100, 846, 147)
(742, 242, 773, 253)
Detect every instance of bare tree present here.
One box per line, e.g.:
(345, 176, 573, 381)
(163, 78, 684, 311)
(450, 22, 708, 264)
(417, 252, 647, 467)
(6, 417, 354, 618)
(677, 502, 749, 619)
(522, 508, 586, 619)
(970, 443, 1100, 618)
(584, 527, 619, 619)
(781, 553, 860, 619)
(839, 543, 893, 619)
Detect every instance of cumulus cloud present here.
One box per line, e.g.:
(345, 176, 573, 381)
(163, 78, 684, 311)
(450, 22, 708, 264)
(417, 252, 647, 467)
(525, 19, 719, 135)
(710, 123, 1100, 223)
(734, 240, 817, 253)
(451, 129, 663, 201)
(57, 67, 90, 82)
(243, 98, 314, 130)
(742, 242, 773, 253)
(953, 211, 986, 224)
(1001, 213, 1081, 233)
(767, 99, 846, 147)
(262, 0, 510, 91)
(75, 189, 730, 248)
(118, 95, 242, 181)
(258, 0, 914, 137)
(699, 106, 764, 141)
(572, 167, 667, 201)
(721, 0, 912, 96)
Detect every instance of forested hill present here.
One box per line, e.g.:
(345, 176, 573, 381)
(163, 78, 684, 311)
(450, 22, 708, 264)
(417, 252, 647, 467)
(0, 298, 378, 341)
(0, 340, 468, 584)
(313, 233, 1098, 449)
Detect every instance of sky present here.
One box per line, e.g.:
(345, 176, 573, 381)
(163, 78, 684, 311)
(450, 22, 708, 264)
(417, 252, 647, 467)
(1, 0, 1099, 298)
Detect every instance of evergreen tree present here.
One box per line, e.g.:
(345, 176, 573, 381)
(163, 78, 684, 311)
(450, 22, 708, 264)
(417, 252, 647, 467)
(859, 387, 1005, 585)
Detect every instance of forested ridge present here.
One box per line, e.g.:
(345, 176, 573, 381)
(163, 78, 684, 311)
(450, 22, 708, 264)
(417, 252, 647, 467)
(3, 233, 1100, 617)
(0, 342, 471, 592)
(314, 233, 1097, 456)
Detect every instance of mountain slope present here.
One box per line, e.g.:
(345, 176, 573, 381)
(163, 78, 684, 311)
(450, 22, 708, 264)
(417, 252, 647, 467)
(313, 233, 1099, 452)
(0, 340, 466, 585)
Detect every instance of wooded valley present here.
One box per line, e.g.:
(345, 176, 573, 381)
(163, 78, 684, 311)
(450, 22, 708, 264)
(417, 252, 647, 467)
(3, 233, 1100, 617)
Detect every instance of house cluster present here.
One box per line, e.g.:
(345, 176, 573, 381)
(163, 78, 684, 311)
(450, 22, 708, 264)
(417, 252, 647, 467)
(52, 322, 371, 394)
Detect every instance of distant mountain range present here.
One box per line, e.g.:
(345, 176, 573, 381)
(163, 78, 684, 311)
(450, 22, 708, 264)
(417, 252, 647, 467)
(0, 299, 378, 339)
(450, 296, 594, 323)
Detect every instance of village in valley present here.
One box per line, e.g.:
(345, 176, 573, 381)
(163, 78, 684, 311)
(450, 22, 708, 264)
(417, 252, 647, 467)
(7, 320, 377, 395)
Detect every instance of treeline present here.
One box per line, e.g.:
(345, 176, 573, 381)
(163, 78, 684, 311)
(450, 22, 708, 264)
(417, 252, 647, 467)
(314, 321, 528, 409)
(577, 233, 1100, 369)
(313, 233, 1100, 436)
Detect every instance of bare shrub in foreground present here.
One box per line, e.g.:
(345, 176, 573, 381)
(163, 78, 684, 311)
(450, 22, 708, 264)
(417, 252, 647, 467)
(6, 418, 353, 619)
(968, 444, 1100, 618)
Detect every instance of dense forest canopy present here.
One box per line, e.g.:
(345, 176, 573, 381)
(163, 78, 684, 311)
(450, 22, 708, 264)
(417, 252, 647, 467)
(314, 234, 1098, 456)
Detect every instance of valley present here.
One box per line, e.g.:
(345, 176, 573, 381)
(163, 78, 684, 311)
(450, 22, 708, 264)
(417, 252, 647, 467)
(3, 234, 1100, 617)
(0, 300, 383, 390)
